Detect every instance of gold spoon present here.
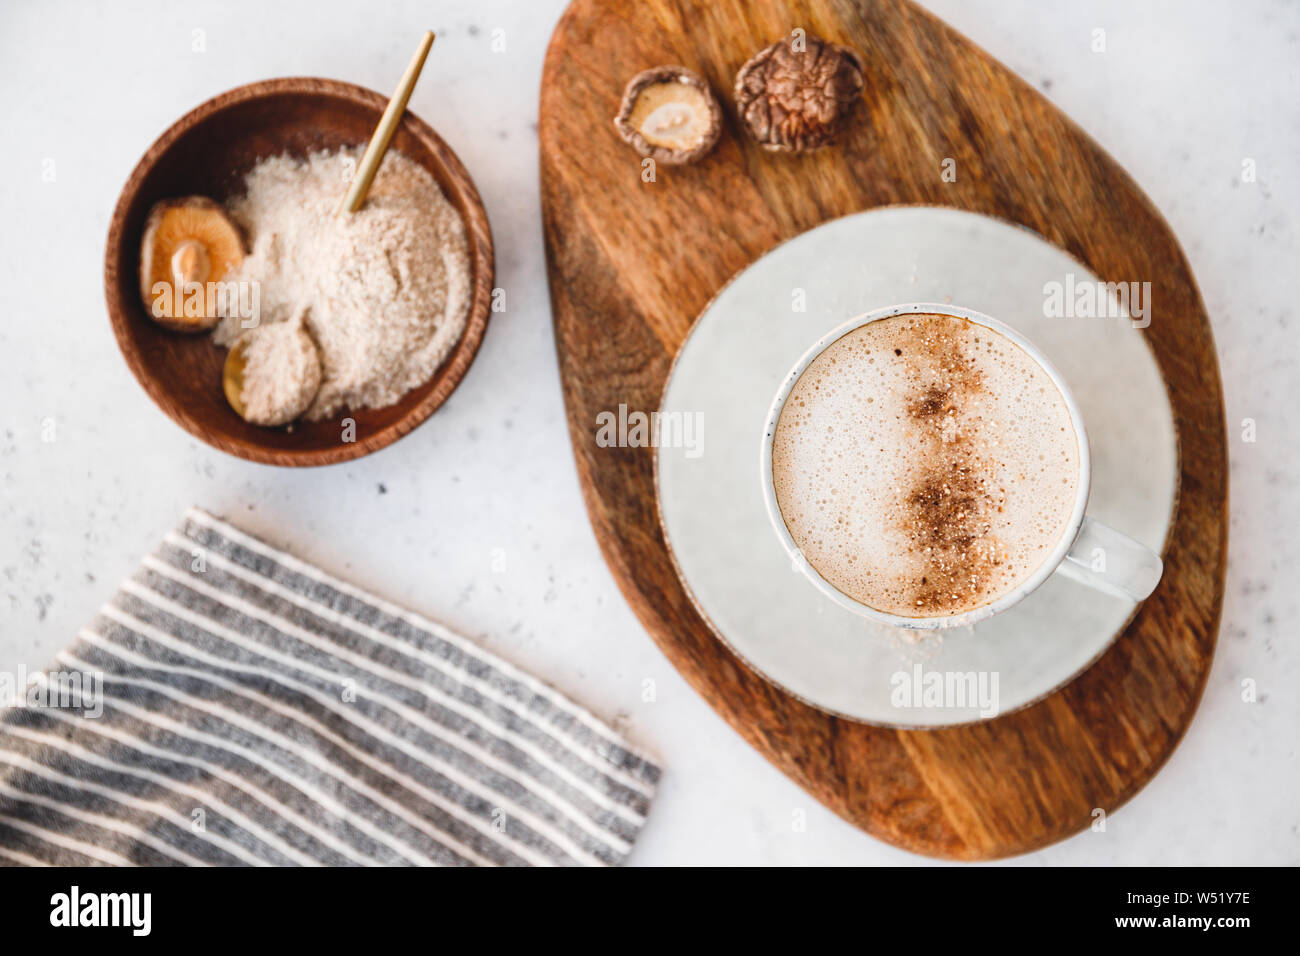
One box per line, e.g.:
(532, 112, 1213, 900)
(337, 30, 436, 215)
(222, 338, 250, 420)
(224, 308, 321, 426)
(224, 32, 434, 424)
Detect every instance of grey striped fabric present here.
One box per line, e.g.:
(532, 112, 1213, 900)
(0, 508, 659, 866)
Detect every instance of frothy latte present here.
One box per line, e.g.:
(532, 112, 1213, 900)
(770, 313, 1081, 618)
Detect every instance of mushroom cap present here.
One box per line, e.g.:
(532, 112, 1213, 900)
(734, 35, 865, 152)
(139, 196, 245, 332)
(614, 66, 723, 165)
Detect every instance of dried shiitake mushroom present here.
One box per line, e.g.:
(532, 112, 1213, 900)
(615, 66, 722, 165)
(139, 196, 244, 331)
(734, 34, 865, 152)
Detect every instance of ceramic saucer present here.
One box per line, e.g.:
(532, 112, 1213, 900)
(656, 206, 1177, 726)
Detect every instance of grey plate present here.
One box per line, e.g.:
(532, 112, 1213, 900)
(656, 206, 1177, 726)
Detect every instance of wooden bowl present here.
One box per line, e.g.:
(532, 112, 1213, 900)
(104, 77, 494, 466)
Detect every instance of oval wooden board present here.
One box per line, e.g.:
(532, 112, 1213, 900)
(540, 0, 1227, 859)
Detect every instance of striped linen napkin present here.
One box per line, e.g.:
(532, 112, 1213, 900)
(0, 508, 660, 866)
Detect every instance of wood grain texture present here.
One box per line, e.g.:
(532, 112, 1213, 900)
(105, 77, 494, 467)
(540, 0, 1227, 859)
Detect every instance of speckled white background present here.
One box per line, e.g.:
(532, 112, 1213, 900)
(0, 0, 1295, 865)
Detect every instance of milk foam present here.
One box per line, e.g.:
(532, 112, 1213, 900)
(771, 313, 1080, 617)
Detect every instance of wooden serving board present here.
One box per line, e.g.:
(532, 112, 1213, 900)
(540, 0, 1226, 859)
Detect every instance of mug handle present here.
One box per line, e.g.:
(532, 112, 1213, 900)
(1054, 516, 1163, 601)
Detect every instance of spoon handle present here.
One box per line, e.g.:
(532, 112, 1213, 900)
(337, 30, 435, 216)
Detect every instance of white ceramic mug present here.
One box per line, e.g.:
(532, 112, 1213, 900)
(760, 303, 1164, 630)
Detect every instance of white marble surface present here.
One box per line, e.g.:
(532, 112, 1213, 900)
(0, 0, 1295, 865)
